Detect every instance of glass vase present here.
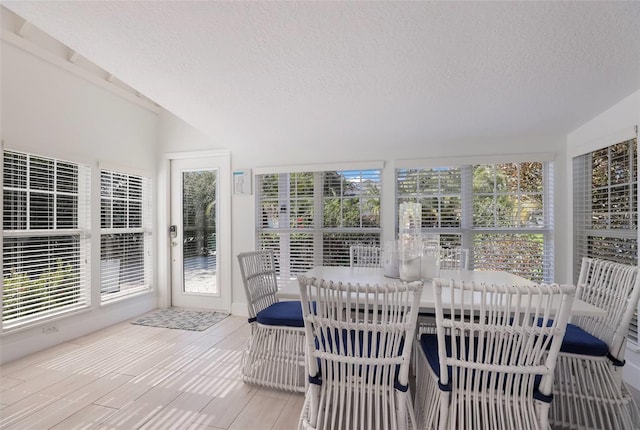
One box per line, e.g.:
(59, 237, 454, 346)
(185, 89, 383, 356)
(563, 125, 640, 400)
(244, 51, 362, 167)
(398, 202, 422, 282)
(420, 234, 440, 280)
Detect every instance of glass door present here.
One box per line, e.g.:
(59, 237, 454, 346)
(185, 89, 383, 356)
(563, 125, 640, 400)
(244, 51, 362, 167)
(170, 155, 230, 310)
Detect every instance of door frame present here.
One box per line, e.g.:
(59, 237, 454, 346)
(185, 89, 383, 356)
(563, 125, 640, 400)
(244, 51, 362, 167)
(158, 150, 231, 312)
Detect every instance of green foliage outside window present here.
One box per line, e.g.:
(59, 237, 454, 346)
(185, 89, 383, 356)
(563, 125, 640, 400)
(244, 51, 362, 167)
(183, 170, 217, 256)
(260, 171, 381, 231)
(397, 162, 550, 282)
(473, 163, 544, 229)
(258, 170, 382, 276)
(2, 260, 78, 321)
(323, 171, 380, 228)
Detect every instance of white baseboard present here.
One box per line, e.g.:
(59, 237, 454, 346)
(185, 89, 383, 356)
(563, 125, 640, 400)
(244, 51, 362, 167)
(231, 302, 248, 317)
(624, 352, 640, 391)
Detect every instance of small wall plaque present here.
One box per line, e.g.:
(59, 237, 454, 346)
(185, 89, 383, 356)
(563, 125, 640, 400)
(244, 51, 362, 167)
(233, 169, 252, 195)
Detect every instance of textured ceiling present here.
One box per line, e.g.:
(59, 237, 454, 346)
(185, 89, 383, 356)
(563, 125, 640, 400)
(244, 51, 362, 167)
(3, 1, 640, 155)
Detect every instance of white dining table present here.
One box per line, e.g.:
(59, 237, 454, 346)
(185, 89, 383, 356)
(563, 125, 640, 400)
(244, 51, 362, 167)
(276, 266, 606, 318)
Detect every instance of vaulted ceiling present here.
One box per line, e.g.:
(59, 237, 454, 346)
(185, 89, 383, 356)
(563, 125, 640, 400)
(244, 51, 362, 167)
(3, 1, 640, 154)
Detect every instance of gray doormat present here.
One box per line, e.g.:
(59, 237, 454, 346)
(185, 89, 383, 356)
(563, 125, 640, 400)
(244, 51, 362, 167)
(131, 308, 229, 331)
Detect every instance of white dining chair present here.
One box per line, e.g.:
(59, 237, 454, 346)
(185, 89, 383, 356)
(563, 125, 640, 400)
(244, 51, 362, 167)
(414, 278, 575, 430)
(237, 250, 306, 392)
(413, 247, 469, 372)
(550, 257, 640, 429)
(297, 275, 423, 430)
(349, 244, 382, 268)
(438, 247, 469, 270)
(417, 247, 469, 331)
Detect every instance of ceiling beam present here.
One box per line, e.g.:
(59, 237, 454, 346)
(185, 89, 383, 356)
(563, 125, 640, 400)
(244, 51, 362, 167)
(68, 50, 80, 63)
(16, 20, 32, 37)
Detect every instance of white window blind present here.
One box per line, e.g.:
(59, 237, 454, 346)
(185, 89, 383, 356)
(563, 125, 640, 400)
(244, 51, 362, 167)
(396, 167, 464, 248)
(396, 162, 554, 282)
(100, 169, 152, 302)
(2, 150, 91, 331)
(573, 136, 638, 342)
(471, 163, 553, 282)
(257, 169, 381, 285)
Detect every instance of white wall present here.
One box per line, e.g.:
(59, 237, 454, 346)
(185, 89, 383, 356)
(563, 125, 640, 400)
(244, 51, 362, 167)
(566, 90, 640, 390)
(0, 38, 159, 364)
(567, 91, 639, 152)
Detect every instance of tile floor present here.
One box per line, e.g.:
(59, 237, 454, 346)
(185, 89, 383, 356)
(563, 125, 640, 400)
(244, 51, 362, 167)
(3, 312, 639, 430)
(0, 315, 303, 430)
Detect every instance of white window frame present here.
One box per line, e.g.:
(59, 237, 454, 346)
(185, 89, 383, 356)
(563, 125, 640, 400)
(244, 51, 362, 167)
(99, 164, 153, 303)
(2, 149, 91, 332)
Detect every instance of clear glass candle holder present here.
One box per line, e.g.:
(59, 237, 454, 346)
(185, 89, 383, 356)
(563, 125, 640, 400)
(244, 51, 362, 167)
(383, 240, 400, 278)
(421, 234, 440, 280)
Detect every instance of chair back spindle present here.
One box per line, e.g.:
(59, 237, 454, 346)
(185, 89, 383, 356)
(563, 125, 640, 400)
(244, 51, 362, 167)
(439, 248, 469, 270)
(349, 244, 383, 268)
(237, 250, 279, 319)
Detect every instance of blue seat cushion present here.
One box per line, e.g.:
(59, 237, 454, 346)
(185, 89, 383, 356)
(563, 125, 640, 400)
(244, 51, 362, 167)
(319, 328, 404, 359)
(560, 323, 608, 357)
(311, 328, 408, 391)
(535, 319, 609, 357)
(420, 334, 497, 379)
(255, 301, 304, 327)
(418, 311, 436, 318)
(420, 334, 444, 377)
(419, 334, 547, 399)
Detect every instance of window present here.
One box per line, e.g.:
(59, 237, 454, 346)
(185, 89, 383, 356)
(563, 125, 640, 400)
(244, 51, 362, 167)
(100, 169, 152, 301)
(2, 150, 91, 331)
(573, 136, 638, 341)
(397, 161, 553, 282)
(257, 169, 381, 284)
(397, 166, 464, 249)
